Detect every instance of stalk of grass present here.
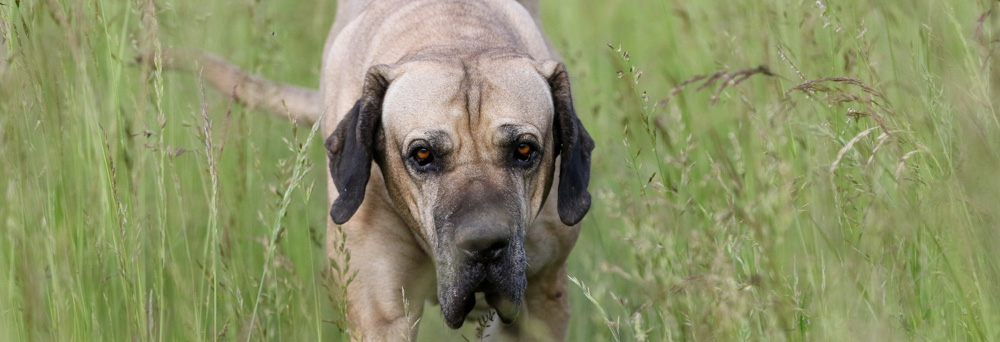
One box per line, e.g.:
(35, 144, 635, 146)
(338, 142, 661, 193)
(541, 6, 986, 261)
(568, 276, 621, 342)
(100, 123, 141, 339)
(245, 108, 324, 341)
(195, 67, 223, 338)
(324, 222, 357, 338)
(400, 287, 422, 341)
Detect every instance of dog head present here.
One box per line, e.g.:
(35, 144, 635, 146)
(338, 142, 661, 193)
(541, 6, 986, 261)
(325, 53, 593, 328)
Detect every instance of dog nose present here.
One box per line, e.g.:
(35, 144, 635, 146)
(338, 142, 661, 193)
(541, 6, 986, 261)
(457, 228, 511, 262)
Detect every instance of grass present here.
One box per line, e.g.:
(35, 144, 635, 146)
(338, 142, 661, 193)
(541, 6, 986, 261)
(2, 0, 999, 340)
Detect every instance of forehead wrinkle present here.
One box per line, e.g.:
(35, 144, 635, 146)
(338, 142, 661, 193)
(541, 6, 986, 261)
(457, 62, 498, 161)
(460, 61, 482, 127)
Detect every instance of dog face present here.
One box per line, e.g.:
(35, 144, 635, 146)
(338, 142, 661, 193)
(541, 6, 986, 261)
(325, 55, 593, 329)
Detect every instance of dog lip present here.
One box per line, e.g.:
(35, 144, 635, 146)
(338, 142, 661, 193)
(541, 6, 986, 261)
(485, 291, 520, 323)
(442, 289, 477, 329)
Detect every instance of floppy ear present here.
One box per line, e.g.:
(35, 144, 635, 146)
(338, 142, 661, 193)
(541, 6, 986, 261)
(540, 61, 595, 226)
(326, 65, 393, 224)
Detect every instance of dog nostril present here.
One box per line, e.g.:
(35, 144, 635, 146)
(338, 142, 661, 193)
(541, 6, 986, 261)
(460, 234, 510, 261)
(485, 240, 508, 258)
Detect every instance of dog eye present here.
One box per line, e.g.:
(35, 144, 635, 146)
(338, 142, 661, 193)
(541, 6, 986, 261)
(515, 143, 532, 161)
(511, 142, 539, 167)
(413, 147, 433, 166)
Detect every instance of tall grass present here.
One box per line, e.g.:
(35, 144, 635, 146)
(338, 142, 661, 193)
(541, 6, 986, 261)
(1, 0, 999, 341)
(547, 0, 1000, 340)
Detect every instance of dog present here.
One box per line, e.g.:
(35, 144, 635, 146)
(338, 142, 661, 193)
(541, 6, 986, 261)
(160, 0, 593, 340)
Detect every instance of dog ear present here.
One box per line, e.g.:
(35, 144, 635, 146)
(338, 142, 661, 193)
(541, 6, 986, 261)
(539, 61, 595, 226)
(326, 65, 394, 224)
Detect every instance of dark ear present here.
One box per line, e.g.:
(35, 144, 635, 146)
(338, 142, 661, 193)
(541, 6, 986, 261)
(542, 61, 595, 226)
(326, 65, 393, 224)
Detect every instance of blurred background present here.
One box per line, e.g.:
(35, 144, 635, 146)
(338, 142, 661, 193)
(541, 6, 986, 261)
(1, 0, 999, 340)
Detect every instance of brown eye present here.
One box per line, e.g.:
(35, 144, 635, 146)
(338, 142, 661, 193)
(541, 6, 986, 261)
(414, 148, 432, 165)
(517, 143, 531, 156)
(514, 143, 534, 162)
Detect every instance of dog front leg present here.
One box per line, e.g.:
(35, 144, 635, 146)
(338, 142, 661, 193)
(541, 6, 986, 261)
(329, 218, 435, 341)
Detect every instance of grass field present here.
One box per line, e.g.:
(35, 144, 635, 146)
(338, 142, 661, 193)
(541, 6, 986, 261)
(2, 0, 999, 340)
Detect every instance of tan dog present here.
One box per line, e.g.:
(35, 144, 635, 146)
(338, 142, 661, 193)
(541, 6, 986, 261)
(162, 0, 593, 340)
